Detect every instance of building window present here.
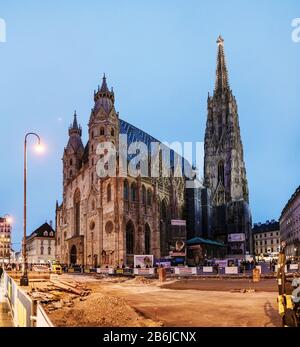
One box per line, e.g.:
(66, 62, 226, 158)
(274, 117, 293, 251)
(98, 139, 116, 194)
(124, 180, 129, 201)
(100, 127, 104, 135)
(107, 183, 111, 202)
(145, 224, 151, 255)
(142, 185, 146, 205)
(44, 231, 48, 236)
(48, 247, 51, 255)
(126, 221, 134, 255)
(131, 183, 137, 202)
(111, 128, 115, 136)
(70, 159, 73, 166)
(147, 189, 152, 206)
(218, 161, 225, 185)
(74, 189, 81, 236)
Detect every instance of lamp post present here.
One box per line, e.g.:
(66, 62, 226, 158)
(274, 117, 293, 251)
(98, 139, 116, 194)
(20, 133, 43, 286)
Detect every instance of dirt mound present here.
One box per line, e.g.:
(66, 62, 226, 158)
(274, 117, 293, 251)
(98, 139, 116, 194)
(126, 276, 153, 285)
(46, 292, 160, 327)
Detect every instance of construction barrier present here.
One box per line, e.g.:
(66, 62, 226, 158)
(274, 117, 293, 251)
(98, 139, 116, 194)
(3, 271, 34, 327)
(225, 266, 238, 275)
(36, 303, 54, 327)
(174, 267, 197, 276)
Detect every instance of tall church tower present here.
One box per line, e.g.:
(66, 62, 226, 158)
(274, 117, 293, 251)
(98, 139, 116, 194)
(63, 111, 84, 187)
(204, 36, 252, 255)
(88, 74, 119, 187)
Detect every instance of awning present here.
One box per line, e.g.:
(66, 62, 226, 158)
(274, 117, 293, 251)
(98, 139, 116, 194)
(187, 237, 226, 247)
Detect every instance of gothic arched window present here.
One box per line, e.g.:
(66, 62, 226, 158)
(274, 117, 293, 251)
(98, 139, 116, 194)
(111, 128, 115, 136)
(126, 221, 134, 255)
(142, 185, 146, 205)
(131, 183, 137, 202)
(145, 224, 151, 255)
(100, 127, 105, 135)
(218, 161, 225, 185)
(147, 189, 152, 206)
(124, 180, 129, 201)
(107, 183, 111, 202)
(74, 189, 81, 236)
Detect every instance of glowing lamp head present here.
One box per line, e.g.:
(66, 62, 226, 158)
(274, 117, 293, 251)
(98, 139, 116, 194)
(35, 142, 45, 153)
(6, 216, 13, 224)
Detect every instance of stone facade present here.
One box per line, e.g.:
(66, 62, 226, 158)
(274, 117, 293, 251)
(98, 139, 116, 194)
(203, 36, 252, 255)
(55, 76, 187, 267)
(252, 220, 280, 256)
(0, 217, 11, 264)
(280, 186, 300, 257)
(26, 222, 56, 264)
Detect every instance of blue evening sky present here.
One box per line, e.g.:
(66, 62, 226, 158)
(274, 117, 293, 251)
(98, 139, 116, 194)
(0, 0, 299, 250)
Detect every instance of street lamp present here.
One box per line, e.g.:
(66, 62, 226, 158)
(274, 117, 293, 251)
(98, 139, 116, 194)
(20, 133, 44, 286)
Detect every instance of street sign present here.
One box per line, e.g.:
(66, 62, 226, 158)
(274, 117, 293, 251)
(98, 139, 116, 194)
(171, 219, 186, 226)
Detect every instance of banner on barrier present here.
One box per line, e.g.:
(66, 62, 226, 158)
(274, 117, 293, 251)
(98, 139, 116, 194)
(174, 267, 197, 275)
(203, 266, 213, 273)
(134, 268, 155, 276)
(97, 268, 114, 274)
(290, 264, 299, 270)
(225, 266, 238, 274)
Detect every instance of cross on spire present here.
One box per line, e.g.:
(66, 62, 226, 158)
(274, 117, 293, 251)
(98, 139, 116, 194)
(214, 35, 229, 94)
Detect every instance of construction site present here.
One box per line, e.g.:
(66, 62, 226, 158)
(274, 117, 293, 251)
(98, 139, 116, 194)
(2, 271, 283, 327)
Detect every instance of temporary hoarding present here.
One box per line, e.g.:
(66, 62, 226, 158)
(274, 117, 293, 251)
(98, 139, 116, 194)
(174, 267, 197, 275)
(134, 268, 155, 276)
(214, 259, 228, 268)
(289, 264, 299, 270)
(134, 255, 154, 268)
(171, 220, 186, 226)
(169, 221, 187, 257)
(228, 233, 245, 242)
(203, 266, 213, 273)
(225, 266, 238, 274)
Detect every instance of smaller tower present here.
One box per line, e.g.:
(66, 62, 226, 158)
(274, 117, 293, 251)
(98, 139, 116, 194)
(88, 74, 119, 185)
(63, 111, 84, 188)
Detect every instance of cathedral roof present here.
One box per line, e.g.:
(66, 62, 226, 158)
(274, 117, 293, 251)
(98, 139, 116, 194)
(66, 111, 84, 153)
(119, 119, 193, 176)
(80, 118, 193, 177)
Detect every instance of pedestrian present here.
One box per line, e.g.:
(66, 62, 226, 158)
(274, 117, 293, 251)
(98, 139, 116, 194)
(0, 266, 3, 279)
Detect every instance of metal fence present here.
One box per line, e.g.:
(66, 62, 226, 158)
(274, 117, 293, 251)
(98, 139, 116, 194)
(3, 271, 53, 327)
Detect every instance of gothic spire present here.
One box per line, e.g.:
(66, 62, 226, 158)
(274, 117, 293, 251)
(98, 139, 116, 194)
(93, 73, 115, 113)
(69, 110, 82, 137)
(214, 35, 229, 94)
(72, 110, 79, 129)
(100, 73, 109, 93)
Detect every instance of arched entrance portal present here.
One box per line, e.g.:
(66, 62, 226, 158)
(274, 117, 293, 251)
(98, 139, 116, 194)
(70, 245, 77, 265)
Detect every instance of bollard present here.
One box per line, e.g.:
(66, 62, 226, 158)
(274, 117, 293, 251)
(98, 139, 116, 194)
(158, 267, 166, 283)
(252, 268, 260, 282)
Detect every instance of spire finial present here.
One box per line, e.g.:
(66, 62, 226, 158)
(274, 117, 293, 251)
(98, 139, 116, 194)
(100, 73, 109, 92)
(214, 35, 229, 94)
(72, 110, 79, 129)
(217, 34, 224, 46)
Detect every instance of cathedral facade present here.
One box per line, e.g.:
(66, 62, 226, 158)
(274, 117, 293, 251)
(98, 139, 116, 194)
(55, 76, 188, 267)
(55, 36, 252, 267)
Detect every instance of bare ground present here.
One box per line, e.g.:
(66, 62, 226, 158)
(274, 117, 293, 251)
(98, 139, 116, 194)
(41, 274, 281, 327)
